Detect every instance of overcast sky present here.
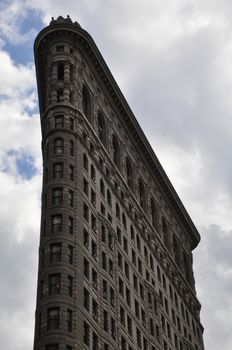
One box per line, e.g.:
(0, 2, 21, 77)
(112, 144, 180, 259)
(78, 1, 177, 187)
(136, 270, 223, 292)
(0, 0, 232, 349)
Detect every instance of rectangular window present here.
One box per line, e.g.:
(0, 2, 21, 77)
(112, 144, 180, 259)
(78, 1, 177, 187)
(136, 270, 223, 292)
(92, 268, 98, 289)
(84, 257, 90, 279)
(49, 274, 61, 295)
(83, 321, 90, 346)
(103, 279, 107, 300)
(68, 245, 73, 264)
(102, 252, 107, 270)
(91, 240, 97, 260)
(51, 215, 62, 232)
(84, 288, 90, 311)
(47, 307, 60, 330)
(92, 298, 98, 321)
(67, 309, 72, 332)
(50, 243, 61, 262)
(55, 115, 64, 128)
(52, 188, 63, 206)
(46, 345, 59, 350)
(93, 332, 99, 350)
(68, 275, 73, 296)
(68, 216, 74, 234)
(103, 310, 108, 332)
(53, 162, 63, 178)
(68, 190, 74, 207)
(69, 165, 74, 181)
(110, 287, 115, 308)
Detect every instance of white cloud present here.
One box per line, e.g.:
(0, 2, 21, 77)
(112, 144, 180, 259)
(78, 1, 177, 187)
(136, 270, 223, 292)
(0, 1, 232, 350)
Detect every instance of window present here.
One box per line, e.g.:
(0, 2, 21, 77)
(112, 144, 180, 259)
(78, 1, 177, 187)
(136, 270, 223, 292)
(107, 189, 112, 207)
(136, 328, 142, 348)
(173, 235, 180, 266)
(50, 243, 61, 262)
(54, 138, 64, 154)
(112, 134, 120, 168)
(47, 307, 59, 330)
(53, 162, 63, 178)
(127, 315, 132, 336)
(52, 188, 63, 206)
(67, 309, 73, 331)
(92, 268, 98, 289)
(150, 198, 158, 230)
(82, 85, 92, 121)
(68, 275, 73, 296)
(98, 111, 107, 146)
(126, 156, 133, 189)
(49, 274, 61, 295)
(84, 257, 90, 279)
(68, 245, 73, 264)
(83, 321, 90, 346)
(136, 234, 141, 251)
(93, 332, 99, 350)
(69, 117, 74, 130)
(84, 288, 90, 311)
(69, 140, 74, 156)
(83, 203, 89, 222)
(68, 190, 74, 207)
(91, 240, 97, 260)
(51, 215, 62, 232)
(111, 318, 116, 339)
(68, 216, 74, 234)
(120, 305, 126, 326)
(162, 217, 169, 247)
(110, 287, 115, 307)
(138, 178, 146, 211)
(102, 252, 107, 270)
(116, 203, 120, 220)
(57, 63, 64, 80)
(91, 165, 96, 182)
(92, 298, 98, 321)
(83, 153, 88, 172)
(46, 345, 59, 350)
(103, 310, 108, 331)
(103, 279, 107, 299)
(100, 179, 105, 197)
(55, 114, 64, 128)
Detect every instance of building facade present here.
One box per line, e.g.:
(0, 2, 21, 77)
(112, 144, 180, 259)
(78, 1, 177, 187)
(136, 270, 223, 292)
(33, 16, 204, 350)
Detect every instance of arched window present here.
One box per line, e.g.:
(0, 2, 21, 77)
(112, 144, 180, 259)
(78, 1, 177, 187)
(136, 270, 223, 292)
(162, 217, 169, 247)
(82, 85, 91, 121)
(173, 235, 180, 266)
(57, 63, 64, 81)
(126, 157, 133, 189)
(54, 138, 64, 154)
(83, 153, 88, 172)
(138, 178, 146, 211)
(150, 198, 158, 230)
(112, 134, 120, 168)
(98, 111, 107, 146)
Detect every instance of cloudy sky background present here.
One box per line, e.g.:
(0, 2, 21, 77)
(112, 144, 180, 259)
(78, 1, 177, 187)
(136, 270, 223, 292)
(0, 0, 232, 349)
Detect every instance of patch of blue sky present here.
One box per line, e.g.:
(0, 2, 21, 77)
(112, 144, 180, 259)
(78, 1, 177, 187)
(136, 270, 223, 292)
(16, 152, 37, 179)
(3, 149, 37, 180)
(4, 8, 44, 64)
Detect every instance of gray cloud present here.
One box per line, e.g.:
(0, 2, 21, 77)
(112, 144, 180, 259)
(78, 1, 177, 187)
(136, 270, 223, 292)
(0, 1, 232, 350)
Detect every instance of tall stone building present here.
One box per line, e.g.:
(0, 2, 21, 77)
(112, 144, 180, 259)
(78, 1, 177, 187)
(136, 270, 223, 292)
(33, 16, 204, 350)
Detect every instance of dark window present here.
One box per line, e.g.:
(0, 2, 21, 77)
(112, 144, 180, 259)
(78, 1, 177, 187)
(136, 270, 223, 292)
(52, 188, 63, 206)
(68, 216, 74, 234)
(68, 245, 73, 264)
(84, 257, 90, 279)
(68, 275, 73, 296)
(83, 153, 88, 172)
(173, 235, 180, 266)
(98, 111, 107, 146)
(126, 157, 133, 189)
(84, 288, 90, 311)
(56, 45, 64, 52)
(68, 190, 74, 207)
(93, 332, 99, 350)
(138, 178, 146, 210)
(53, 163, 63, 178)
(46, 345, 59, 350)
(103, 310, 108, 331)
(69, 117, 74, 130)
(69, 140, 74, 156)
(92, 298, 98, 321)
(150, 198, 158, 230)
(47, 307, 59, 330)
(112, 134, 120, 168)
(83, 321, 90, 346)
(49, 274, 61, 295)
(51, 215, 62, 232)
(57, 63, 64, 81)
(54, 138, 64, 154)
(91, 165, 96, 182)
(69, 165, 74, 181)
(82, 85, 91, 121)
(55, 114, 64, 128)
(107, 189, 112, 207)
(67, 309, 72, 331)
(50, 243, 61, 262)
(100, 179, 105, 197)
